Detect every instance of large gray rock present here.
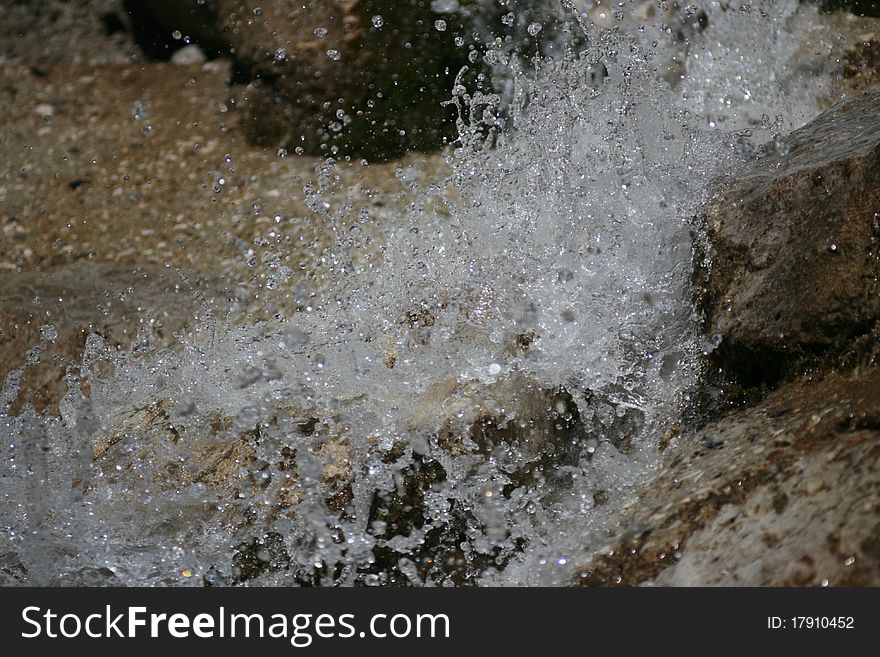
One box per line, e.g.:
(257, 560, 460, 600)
(696, 89, 880, 384)
(576, 86, 880, 587)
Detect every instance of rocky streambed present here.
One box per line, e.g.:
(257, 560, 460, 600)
(1, 1, 879, 586)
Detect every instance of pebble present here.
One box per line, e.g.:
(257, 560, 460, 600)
(171, 45, 207, 66)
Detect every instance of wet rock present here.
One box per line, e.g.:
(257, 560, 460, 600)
(132, 1, 586, 160)
(574, 368, 880, 586)
(833, 34, 880, 99)
(819, 1, 880, 17)
(696, 89, 880, 385)
(362, 373, 587, 585)
(85, 396, 352, 585)
(132, 0, 476, 160)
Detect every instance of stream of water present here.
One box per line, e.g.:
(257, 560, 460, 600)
(0, 1, 848, 586)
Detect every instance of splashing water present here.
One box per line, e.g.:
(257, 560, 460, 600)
(0, 1, 844, 586)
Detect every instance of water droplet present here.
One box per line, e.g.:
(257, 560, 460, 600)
(131, 100, 149, 121)
(326, 49, 341, 61)
(527, 22, 542, 37)
(501, 13, 515, 27)
(171, 30, 182, 40)
(434, 20, 447, 32)
(274, 48, 286, 62)
(372, 15, 384, 28)
(314, 27, 328, 38)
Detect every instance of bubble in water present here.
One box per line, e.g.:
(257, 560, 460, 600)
(40, 325, 57, 343)
(274, 48, 286, 62)
(527, 22, 542, 37)
(501, 12, 515, 27)
(326, 49, 341, 61)
(434, 20, 447, 32)
(314, 27, 328, 38)
(171, 30, 182, 40)
(372, 15, 384, 28)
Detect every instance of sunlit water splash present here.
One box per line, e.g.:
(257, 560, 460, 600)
(0, 1, 841, 586)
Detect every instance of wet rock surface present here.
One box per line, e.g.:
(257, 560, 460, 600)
(697, 88, 880, 385)
(132, 1, 594, 160)
(133, 0, 474, 160)
(575, 368, 880, 586)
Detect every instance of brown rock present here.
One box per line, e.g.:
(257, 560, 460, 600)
(697, 88, 880, 385)
(574, 368, 880, 586)
(135, 0, 477, 160)
(133, 1, 589, 160)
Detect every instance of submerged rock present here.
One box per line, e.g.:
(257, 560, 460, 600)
(0, 263, 217, 415)
(696, 88, 880, 385)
